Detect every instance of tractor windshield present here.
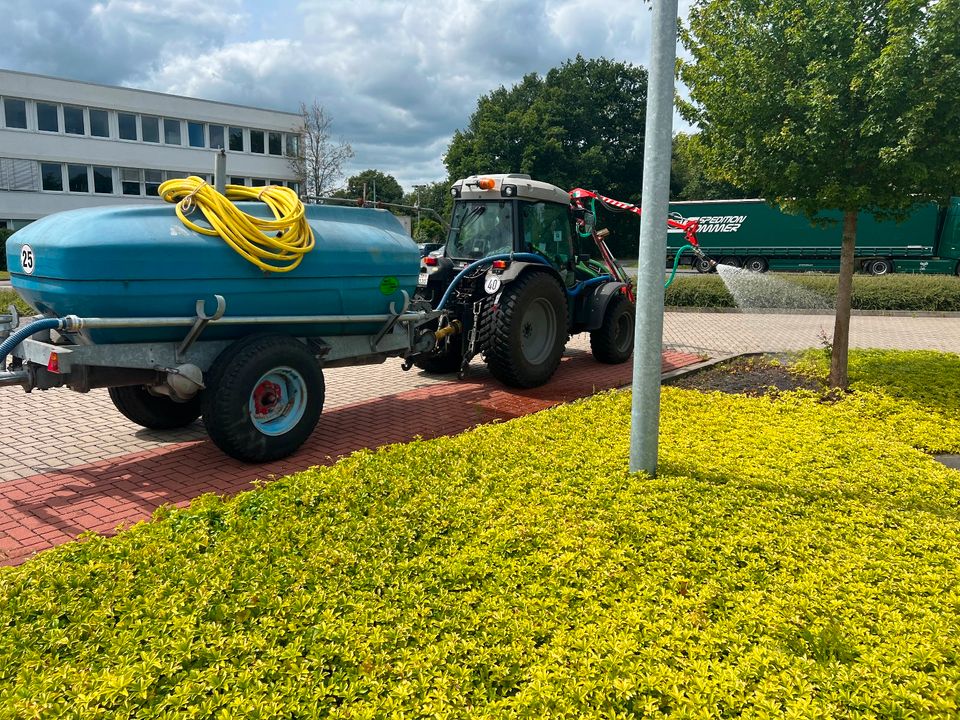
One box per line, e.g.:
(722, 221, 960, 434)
(446, 201, 514, 259)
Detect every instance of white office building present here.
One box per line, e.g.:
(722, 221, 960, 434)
(0, 69, 302, 229)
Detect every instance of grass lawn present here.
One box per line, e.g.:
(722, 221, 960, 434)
(2, 350, 960, 716)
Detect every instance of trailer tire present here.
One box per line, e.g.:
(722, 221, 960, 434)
(590, 292, 635, 364)
(109, 386, 201, 430)
(485, 271, 566, 388)
(202, 334, 324, 463)
(869, 258, 893, 276)
(744, 257, 768, 273)
(719, 256, 741, 268)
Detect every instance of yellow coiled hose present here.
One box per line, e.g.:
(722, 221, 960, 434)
(159, 176, 315, 272)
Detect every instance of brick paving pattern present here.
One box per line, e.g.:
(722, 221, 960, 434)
(0, 333, 701, 565)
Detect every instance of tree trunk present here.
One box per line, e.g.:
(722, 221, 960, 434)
(829, 210, 858, 389)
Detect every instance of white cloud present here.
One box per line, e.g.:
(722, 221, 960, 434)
(0, 0, 693, 190)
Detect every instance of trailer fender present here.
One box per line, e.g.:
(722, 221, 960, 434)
(585, 282, 630, 331)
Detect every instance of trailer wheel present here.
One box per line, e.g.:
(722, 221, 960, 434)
(590, 292, 635, 364)
(719, 256, 741, 268)
(744, 257, 768, 273)
(108, 386, 201, 430)
(485, 271, 567, 388)
(869, 258, 893, 276)
(202, 335, 324, 463)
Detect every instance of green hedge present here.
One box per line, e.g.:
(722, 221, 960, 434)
(0, 289, 33, 316)
(3, 350, 960, 716)
(665, 273, 960, 311)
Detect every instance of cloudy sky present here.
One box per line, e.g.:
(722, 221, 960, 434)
(0, 0, 692, 191)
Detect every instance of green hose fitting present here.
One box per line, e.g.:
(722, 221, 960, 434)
(665, 244, 695, 288)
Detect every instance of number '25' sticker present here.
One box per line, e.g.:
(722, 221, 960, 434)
(20, 244, 35, 275)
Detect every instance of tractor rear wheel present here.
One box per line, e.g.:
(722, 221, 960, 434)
(590, 293, 635, 364)
(485, 271, 567, 388)
(109, 385, 201, 430)
(202, 334, 324, 462)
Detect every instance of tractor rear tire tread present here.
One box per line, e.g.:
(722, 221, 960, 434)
(485, 271, 567, 388)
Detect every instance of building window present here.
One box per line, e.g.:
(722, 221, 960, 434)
(142, 116, 160, 143)
(0, 158, 40, 191)
(228, 127, 244, 152)
(36, 103, 59, 132)
(285, 134, 300, 157)
(164, 118, 181, 145)
(41, 163, 63, 191)
(268, 132, 282, 156)
(89, 109, 109, 138)
(144, 169, 162, 196)
(287, 181, 300, 195)
(188, 121, 204, 148)
(121, 168, 141, 195)
(93, 166, 113, 194)
(118, 113, 137, 140)
(251, 178, 266, 186)
(209, 124, 225, 149)
(64, 105, 85, 135)
(230, 176, 246, 186)
(68, 164, 89, 193)
(250, 130, 265, 154)
(4, 98, 27, 129)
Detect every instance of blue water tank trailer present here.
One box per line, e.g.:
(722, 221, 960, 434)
(6, 203, 420, 343)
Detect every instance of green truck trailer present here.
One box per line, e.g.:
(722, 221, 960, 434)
(666, 197, 960, 275)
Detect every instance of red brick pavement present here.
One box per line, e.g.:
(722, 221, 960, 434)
(0, 349, 701, 566)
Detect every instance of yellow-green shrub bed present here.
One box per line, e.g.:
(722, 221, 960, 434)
(3, 350, 960, 717)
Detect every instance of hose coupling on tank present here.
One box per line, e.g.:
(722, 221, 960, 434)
(434, 319, 463, 343)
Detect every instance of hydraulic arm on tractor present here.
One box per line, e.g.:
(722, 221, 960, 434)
(568, 187, 713, 294)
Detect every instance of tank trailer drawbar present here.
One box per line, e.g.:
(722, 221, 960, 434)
(1, 172, 704, 463)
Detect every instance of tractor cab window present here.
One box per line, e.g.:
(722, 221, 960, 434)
(520, 201, 575, 284)
(447, 201, 514, 259)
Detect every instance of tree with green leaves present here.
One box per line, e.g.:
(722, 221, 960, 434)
(445, 55, 649, 203)
(671, 132, 755, 200)
(334, 170, 404, 206)
(680, 0, 960, 388)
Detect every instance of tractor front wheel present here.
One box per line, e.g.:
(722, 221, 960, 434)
(590, 293, 635, 364)
(485, 272, 567, 388)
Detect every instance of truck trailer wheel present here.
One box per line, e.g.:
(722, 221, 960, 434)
(868, 258, 893, 276)
(485, 271, 567, 388)
(590, 293, 635, 364)
(202, 335, 324, 463)
(108, 385, 201, 430)
(744, 257, 768, 273)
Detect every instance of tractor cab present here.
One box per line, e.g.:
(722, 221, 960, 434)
(418, 174, 579, 295)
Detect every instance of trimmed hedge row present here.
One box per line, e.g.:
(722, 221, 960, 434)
(665, 272, 960, 311)
(0, 289, 32, 316)
(3, 350, 960, 716)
